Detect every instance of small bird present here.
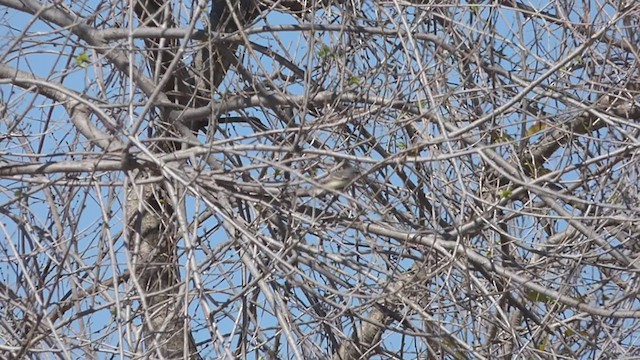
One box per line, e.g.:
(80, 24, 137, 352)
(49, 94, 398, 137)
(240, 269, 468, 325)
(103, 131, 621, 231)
(312, 164, 359, 195)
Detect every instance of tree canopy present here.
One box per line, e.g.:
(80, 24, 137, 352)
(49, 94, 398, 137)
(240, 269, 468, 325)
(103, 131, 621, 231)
(0, 0, 639, 359)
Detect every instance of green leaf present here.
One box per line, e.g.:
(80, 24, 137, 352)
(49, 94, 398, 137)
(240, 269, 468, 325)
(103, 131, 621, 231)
(525, 290, 554, 303)
(318, 44, 332, 59)
(499, 189, 512, 198)
(537, 335, 548, 351)
(608, 193, 620, 204)
(525, 122, 547, 138)
(76, 52, 90, 68)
